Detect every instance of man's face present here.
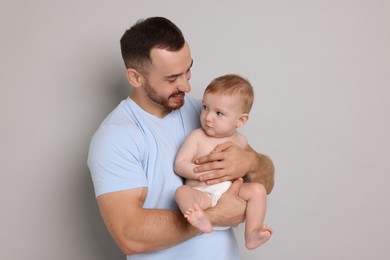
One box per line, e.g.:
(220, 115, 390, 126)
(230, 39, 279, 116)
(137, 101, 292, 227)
(142, 42, 193, 116)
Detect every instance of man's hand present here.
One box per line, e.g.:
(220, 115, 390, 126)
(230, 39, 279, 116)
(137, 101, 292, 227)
(194, 141, 254, 185)
(206, 178, 246, 227)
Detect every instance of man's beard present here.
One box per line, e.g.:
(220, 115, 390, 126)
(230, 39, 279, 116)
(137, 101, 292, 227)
(144, 80, 185, 111)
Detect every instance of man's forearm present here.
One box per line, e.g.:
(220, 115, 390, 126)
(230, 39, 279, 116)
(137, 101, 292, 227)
(97, 190, 200, 255)
(122, 209, 199, 254)
(110, 208, 200, 255)
(244, 150, 275, 194)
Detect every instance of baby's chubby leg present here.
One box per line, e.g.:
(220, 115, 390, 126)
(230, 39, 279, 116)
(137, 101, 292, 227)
(175, 185, 213, 232)
(238, 183, 273, 250)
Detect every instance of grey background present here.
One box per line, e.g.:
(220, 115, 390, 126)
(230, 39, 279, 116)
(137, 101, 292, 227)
(1, 1, 389, 259)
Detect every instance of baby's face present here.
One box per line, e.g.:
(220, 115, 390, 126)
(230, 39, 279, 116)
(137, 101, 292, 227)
(200, 93, 243, 138)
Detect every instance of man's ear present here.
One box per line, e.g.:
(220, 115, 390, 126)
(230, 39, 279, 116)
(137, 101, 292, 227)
(126, 68, 144, 88)
(236, 113, 249, 128)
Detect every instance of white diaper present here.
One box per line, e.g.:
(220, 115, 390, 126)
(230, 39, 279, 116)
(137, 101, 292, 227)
(193, 181, 232, 207)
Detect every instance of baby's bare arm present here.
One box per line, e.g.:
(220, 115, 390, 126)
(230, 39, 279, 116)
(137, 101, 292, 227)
(174, 130, 206, 180)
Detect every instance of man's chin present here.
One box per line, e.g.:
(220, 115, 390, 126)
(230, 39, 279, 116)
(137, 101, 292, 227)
(169, 101, 185, 110)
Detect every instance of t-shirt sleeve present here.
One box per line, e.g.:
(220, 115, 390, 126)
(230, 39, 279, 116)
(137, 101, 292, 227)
(87, 124, 147, 197)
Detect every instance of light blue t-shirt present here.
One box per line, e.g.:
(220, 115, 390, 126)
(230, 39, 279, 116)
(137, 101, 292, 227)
(87, 96, 239, 260)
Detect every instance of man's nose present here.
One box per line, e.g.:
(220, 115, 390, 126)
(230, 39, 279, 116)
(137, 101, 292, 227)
(177, 75, 191, 92)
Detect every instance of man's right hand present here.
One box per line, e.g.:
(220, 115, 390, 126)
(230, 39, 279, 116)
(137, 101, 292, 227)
(206, 178, 246, 227)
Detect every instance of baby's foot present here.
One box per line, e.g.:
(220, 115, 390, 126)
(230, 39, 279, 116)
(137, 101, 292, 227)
(184, 203, 213, 233)
(246, 224, 273, 250)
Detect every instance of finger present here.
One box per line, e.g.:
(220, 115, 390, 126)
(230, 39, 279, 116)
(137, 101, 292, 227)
(211, 141, 233, 153)
(194, 156, 225, 171)
(196, 163, 227, 177)
(198, 168, 224, 181)
(199, 169, 224, 182)
(205, 176, 231, 185)
(225, 178, 243, 196)
(195, 152, 224, 165)
(196, 142, 234, 164)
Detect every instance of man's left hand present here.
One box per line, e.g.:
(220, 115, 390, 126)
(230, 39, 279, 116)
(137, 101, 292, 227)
(194, 141, 254, 185)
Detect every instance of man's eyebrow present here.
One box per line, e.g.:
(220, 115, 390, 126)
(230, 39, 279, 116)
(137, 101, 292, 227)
(165, 59, 194, 79)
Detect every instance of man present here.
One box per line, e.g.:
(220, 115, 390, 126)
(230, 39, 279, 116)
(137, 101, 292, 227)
(88, 17, 274, 259)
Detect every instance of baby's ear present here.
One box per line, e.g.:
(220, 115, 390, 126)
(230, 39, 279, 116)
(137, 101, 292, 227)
(237, 113, 249, 128)
(126, 68, 145, 88)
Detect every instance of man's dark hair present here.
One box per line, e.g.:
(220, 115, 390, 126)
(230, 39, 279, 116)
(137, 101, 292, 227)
(120, 17, 185, 73)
